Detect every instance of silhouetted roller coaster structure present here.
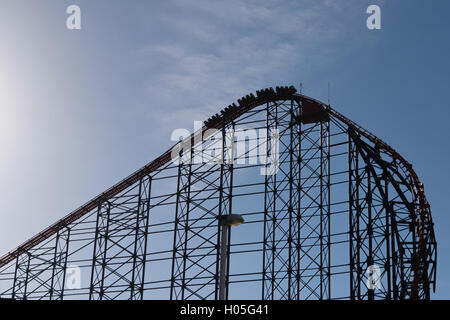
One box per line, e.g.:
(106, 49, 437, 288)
(0, 86, 437, 300)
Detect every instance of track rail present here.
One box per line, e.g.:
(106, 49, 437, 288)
(0, 86, 435, 299)
(325, 105, 434, 298)
(294, 93, 435, 298)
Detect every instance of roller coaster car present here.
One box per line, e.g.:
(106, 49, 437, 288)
(237, 93, 256, 107)
(275, 85, 297, 97)
(301, 99, 329, 124)
(204, 113, 222, 128)
(256, 88, 276, 100)
(220, 103, 238, 117)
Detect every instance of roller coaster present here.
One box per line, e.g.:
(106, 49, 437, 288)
(0, 86, 437, 300)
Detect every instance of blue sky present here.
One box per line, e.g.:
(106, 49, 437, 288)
(0, 0, 449, 299)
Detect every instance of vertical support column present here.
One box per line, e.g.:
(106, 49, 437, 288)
(89, 177, 153, 300)
(49, 226, 70, 300)
(170, 149, 193, 300)
(171, 128, 223, 300)
(296, 108, 331, 300)
(215, 123, 234, 300)
(319, 118, 331, 299)
(366, 166, 374, 300)
(262, 101, 278, 300)
(326, 117, 332, 299)
(410, 178, 419, 300)
(295, 103, 302, 301)
(288, 103, 294, 300)
(383, 170, 392, 299)
(12, 250, 30, 299)
(348, 132, 362, 300)
(130, 175, 152, 300)
(262, 99, 302, 300)
(349, 133, 378, 300)
(89, 201, 111, 300)
(288, 100, 301, 300)
(355, 150, 362, 300)
(390, 198, 399, 299)
(319, 122, 324, 299)
(348, 134, 354, 300)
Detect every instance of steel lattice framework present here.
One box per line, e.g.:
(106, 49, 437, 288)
(0, 86, 437, 300)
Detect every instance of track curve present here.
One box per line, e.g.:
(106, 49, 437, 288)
(0, 85, 436, 299)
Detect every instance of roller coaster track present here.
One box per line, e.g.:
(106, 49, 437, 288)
(326, 105, 436, 299)
(0, 86, 436, 299)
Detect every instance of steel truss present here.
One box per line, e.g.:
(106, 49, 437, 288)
(0, 86, 437, 300)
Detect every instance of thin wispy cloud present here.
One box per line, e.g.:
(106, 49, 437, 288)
(0, 0, 378, 255)
(135, 0, 368, 132)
